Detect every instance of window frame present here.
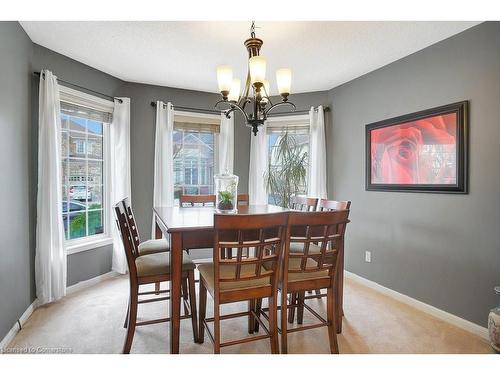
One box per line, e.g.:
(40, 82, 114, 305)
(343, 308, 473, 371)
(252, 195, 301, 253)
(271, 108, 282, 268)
(59, 85, 114, 255)
(172, 110, 220, 205)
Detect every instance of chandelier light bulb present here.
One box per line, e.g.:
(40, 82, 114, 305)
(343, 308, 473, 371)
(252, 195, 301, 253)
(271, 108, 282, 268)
(249, 56, 267, 85)
(228, 78, 241, 102)
(276, 68, 292, 97)
(217, 65, 233, 96)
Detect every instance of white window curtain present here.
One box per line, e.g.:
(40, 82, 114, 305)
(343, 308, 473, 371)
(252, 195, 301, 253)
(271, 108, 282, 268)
(248, 124, 269, 205)
(218, 113, 234, 174)
(110, 97, 132, 274)
(151, 101, 174, 237)
(35, 69, 66, 305)
(307, 105, 327, 199)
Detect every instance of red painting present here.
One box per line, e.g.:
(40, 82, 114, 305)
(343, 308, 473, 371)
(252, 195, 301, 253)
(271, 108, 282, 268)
(370, 113, 457, 185)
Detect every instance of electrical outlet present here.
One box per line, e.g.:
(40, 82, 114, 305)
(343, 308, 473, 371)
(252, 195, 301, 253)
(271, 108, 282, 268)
(365, 251, 371, 263)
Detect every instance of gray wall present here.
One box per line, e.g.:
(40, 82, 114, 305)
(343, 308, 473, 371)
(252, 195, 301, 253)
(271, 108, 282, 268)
(328, 21, 500, 326)
(0, 22, 34, 342)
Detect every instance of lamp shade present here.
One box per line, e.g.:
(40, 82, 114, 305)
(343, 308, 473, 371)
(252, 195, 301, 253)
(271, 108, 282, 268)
(276, 68, 292, 95)
(228, 78, 241, 102)
(217, 65, 233, 93)
(249, 56, 266, 84)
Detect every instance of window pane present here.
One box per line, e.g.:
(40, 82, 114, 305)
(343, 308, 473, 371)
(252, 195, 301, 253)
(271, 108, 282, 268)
(69, 131, 86, 158)
(68, 209, 87, 240)
(88, 160, 103, 185)
(88, 209, 104, 235)
(87, 133, 103, 160)
(88, 185, 103, 206)
(68, 116, 87, 133)
(87, 120, 103, 136)
(68, 160, 87, 192)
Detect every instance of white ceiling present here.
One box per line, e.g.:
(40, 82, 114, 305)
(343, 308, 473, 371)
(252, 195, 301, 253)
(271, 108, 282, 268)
(21, 21, 480, 94)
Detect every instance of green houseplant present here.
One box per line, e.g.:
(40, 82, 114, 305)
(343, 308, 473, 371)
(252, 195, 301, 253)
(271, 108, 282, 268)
(264, 132, 308, 208)
(217, 190, 235, 211)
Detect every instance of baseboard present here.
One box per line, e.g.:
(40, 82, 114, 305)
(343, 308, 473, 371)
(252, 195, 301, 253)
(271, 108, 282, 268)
(0, 299, 38, 351)
(66, 271, 119, 295)
(344, 270, 489, 341)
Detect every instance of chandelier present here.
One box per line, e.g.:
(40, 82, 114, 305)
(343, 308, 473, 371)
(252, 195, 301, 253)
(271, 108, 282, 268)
(215, 22, 296, 135)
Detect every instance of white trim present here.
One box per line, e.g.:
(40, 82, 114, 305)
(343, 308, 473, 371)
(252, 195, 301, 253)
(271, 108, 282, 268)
(265, 113, 310, 127)
(66, 271, 119, 295)
(344, 270, 489, 341)
(0, 299, 38, 351)
(65, 235, 113, 255)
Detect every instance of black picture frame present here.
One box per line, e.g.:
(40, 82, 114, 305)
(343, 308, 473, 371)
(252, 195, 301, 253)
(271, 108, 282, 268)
(365, 101, 469, 193)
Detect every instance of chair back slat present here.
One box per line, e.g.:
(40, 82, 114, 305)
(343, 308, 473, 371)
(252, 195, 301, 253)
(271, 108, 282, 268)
(213, 213, 288, 294)
(318, 199, 351, 211)
(113, 200, 139, 275)
(290, 196, 319, 211)
(121, 197, 141, 252)
(237, 194, 250, 206)
(180, 194, 216, 207)
(285, 210, 350, 286)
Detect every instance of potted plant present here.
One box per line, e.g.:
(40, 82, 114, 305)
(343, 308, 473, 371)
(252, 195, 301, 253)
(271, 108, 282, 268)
(218, 190, 235, 211)
(265, 132, 308, 208)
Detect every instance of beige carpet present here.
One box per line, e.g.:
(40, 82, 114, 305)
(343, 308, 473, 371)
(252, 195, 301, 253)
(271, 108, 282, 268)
(7, 274, 492, 354)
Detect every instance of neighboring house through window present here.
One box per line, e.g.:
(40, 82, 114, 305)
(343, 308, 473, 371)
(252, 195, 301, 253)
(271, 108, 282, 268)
(172, 111, 220, 205)
(59, 86, 114, 252)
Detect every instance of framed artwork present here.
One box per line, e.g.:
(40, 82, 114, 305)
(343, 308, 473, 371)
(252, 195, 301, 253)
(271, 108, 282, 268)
(365, 101, 468, 193)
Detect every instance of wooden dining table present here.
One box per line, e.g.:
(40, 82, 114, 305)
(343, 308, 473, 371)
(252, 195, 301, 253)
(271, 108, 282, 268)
(153, 204, 345, 354)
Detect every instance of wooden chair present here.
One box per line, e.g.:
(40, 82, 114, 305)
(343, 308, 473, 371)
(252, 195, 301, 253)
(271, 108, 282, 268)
(287, 195, 319, 321)
(180, 194, 216, 207)
(290, 196, 319, 211)
(318, 199, 351, 211)
(197, 212, 289, 354)
(114, 201, 199, 353)
(279, 210, 350, 353)
(121, 197, 170, 256)
(237, 194, 250, 206)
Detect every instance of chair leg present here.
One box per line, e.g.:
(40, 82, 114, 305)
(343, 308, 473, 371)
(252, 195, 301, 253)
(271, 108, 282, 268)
(213, 298, 221, 354)
(281, 288, 289, 354)
(248, 299, 256, 334)
(296, 291, 305, 324)
(182, 278, 189, 315)
(198, 280, 207, 344)
(187, 271, 199, 343)
(155, 282, 160, 295)
(123, 296, 130, 328)
(327, 287, 339, 354)
(253, 298, 262, 333)
(268, 295, 279, 354)
(123, 284, 138, 354)
(288, 292, 297, 324)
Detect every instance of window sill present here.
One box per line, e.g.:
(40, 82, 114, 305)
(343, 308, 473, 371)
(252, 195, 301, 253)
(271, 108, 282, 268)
(65, 236, 113, 255)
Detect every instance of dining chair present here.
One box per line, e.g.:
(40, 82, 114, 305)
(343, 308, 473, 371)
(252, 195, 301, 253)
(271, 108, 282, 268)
(180, 194, 216, 207)
(121, 197, 169, 297)
(114, 202, 199, 353)
(197, 212, 289, 354)
(290, 196, 319, 211)
(318, 199, 351, 211)
(237, 194, 250, 206)
(287, 195, 319, 322)
(278, 210, 350, 353)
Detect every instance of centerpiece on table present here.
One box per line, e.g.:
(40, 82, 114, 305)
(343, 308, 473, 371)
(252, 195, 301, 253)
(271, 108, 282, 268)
(214, 170, 239, 213)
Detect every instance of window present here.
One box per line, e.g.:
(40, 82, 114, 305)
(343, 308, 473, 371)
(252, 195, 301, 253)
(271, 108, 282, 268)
(266, 115, 310, 205)
(172, 112, 220, 205)
(59, 86, 113, 250)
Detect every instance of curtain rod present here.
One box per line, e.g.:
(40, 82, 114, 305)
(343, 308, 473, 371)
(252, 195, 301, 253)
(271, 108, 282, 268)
(150, 101, 329, 117)
(33, 72, 122, 104)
